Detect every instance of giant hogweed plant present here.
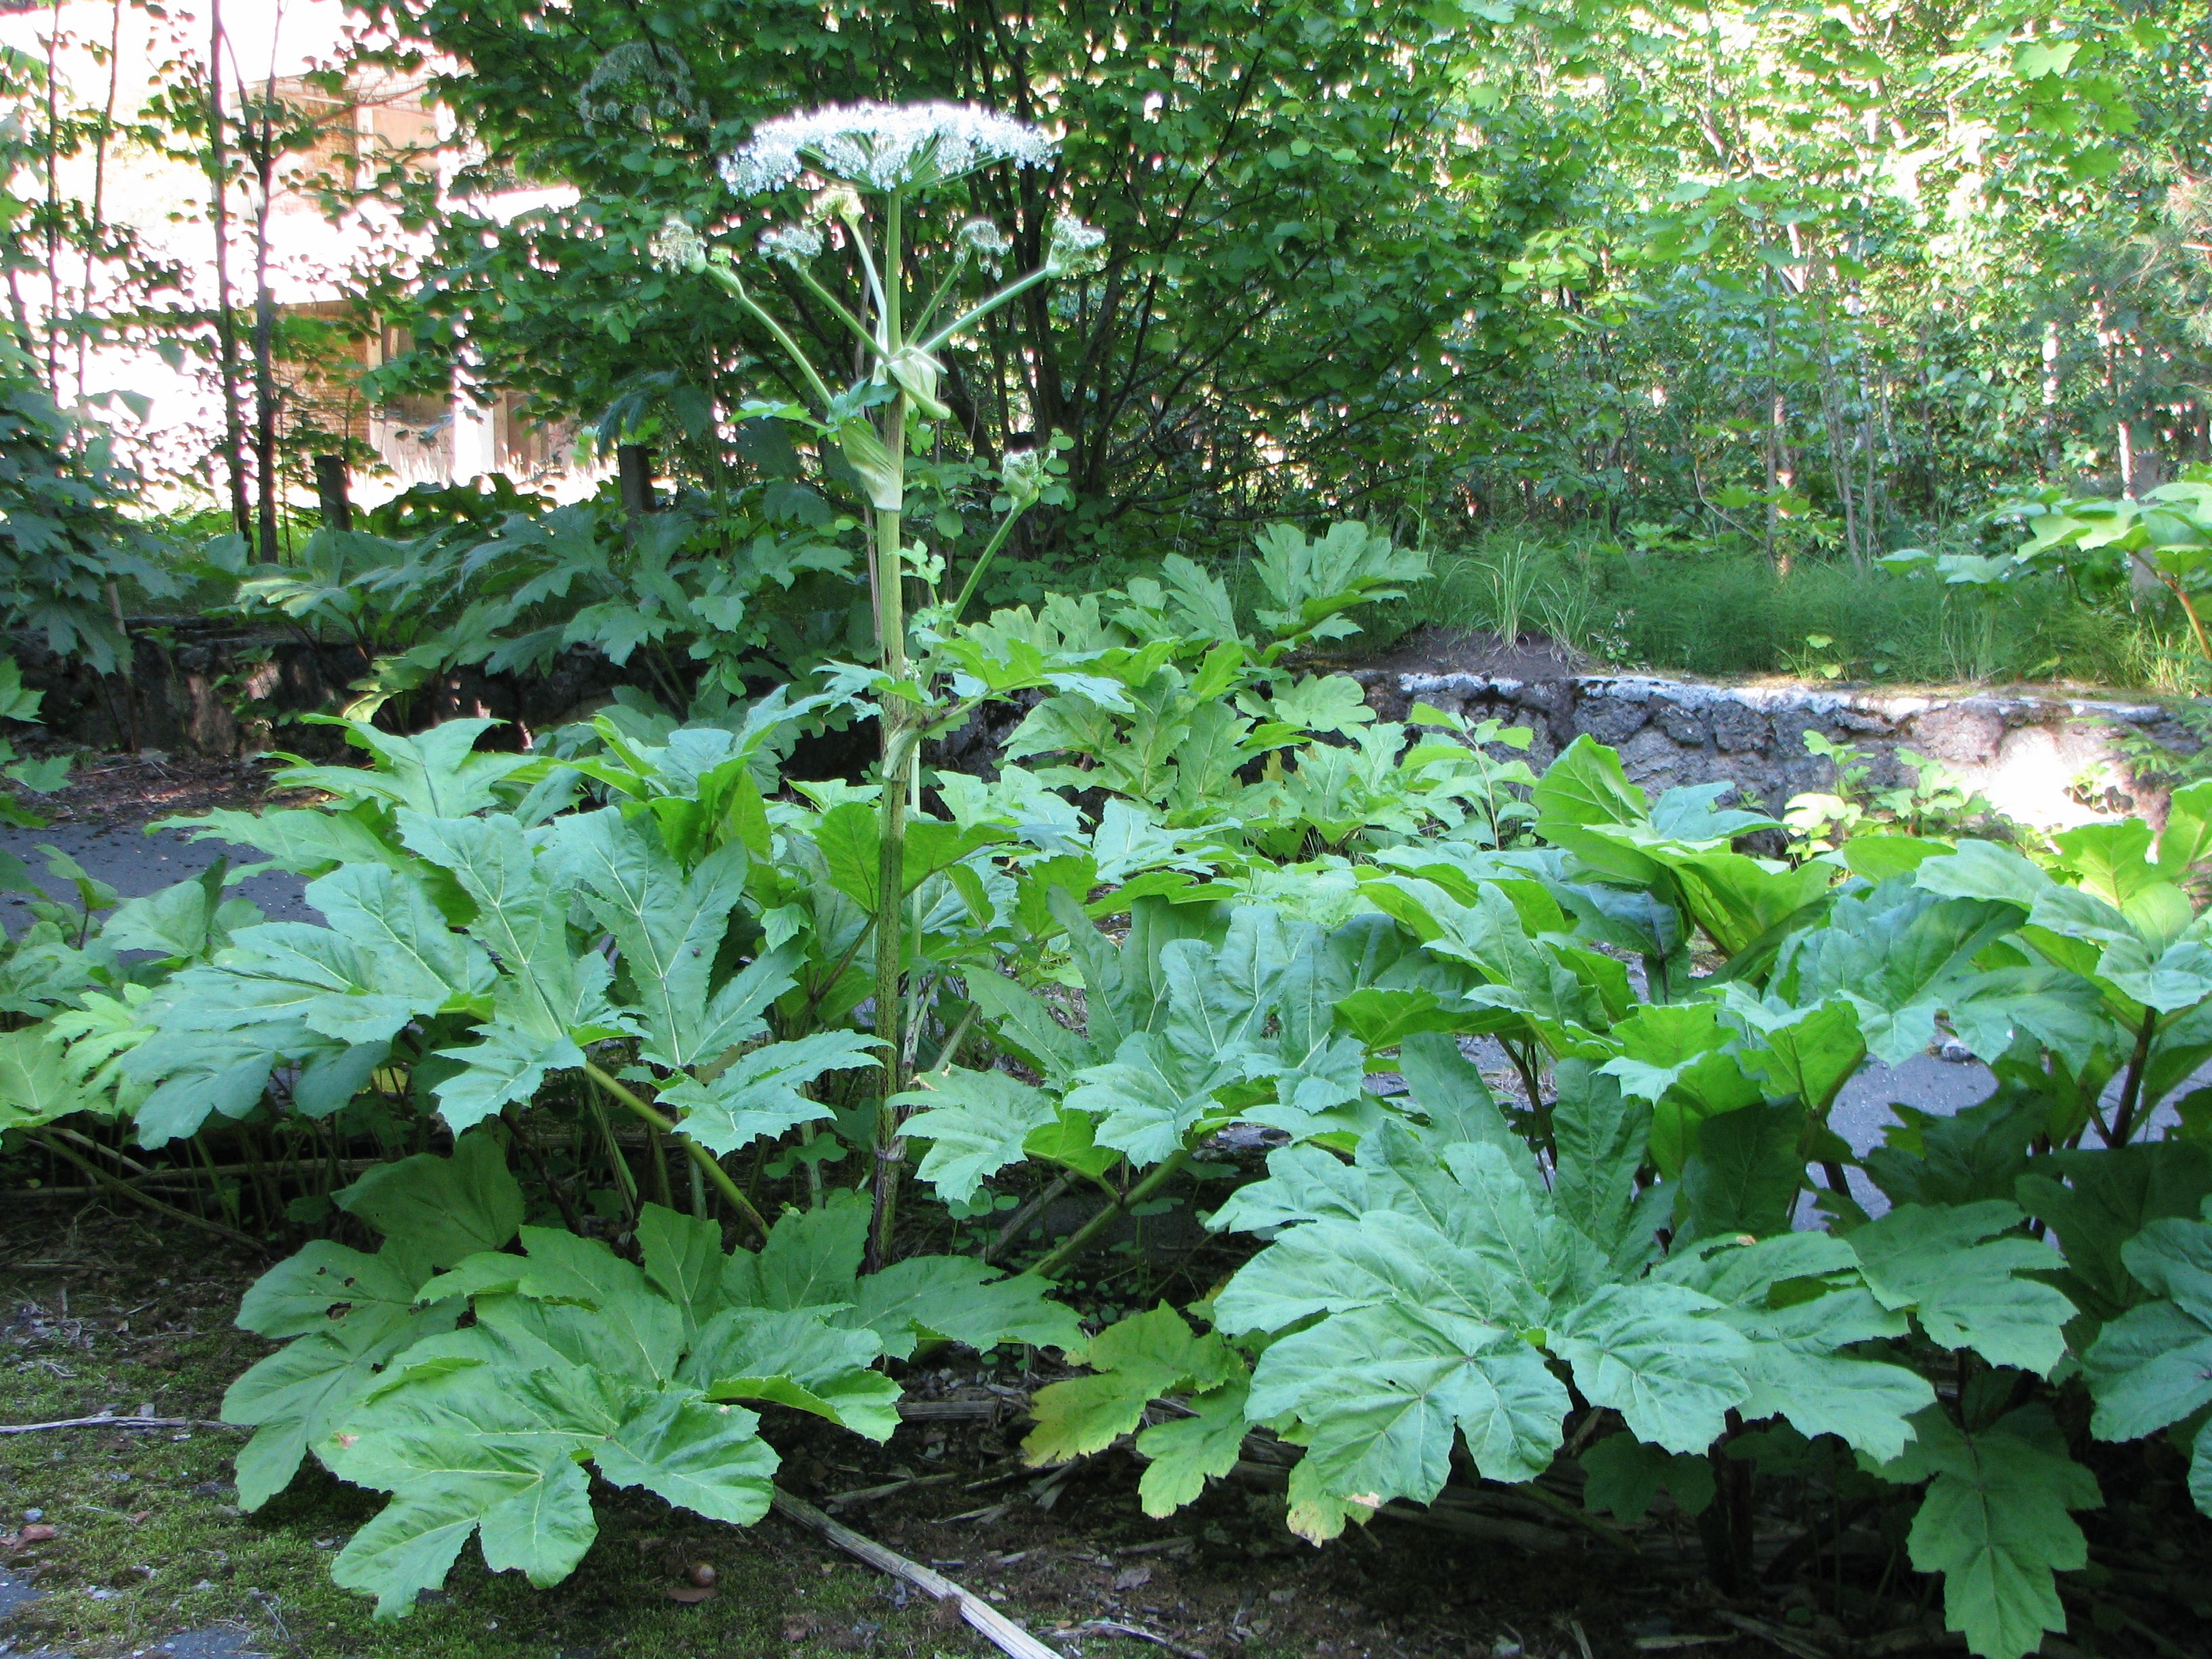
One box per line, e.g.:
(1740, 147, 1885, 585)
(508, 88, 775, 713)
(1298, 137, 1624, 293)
(651, 99, 1105, 1267)
(101, 710, 1088, 1612)
(652, 102, 1505, 1259)
(224, 1138, 1077, 1614)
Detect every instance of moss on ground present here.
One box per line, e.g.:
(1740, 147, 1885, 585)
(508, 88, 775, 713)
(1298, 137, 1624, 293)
(5, 1210, 1813, 1659)
(0, 1212, 1055, 1659)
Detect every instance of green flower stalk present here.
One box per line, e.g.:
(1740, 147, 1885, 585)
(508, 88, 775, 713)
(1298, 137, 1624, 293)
(663, 100, 1091, 1266)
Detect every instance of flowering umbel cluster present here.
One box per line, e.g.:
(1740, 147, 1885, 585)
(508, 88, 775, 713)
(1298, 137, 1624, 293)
(649, 218, 709, 275)
(758, 222, 826, 268)
(720, 101, 1057, 195)
(957, 217, 1014, 274)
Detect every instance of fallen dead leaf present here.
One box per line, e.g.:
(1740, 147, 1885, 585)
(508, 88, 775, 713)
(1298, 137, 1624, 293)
(1114, 1565, 1154, 1591)
(9, 1525, 57, 1547)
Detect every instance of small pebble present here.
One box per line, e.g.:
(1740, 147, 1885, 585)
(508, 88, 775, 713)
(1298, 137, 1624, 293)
(21, 1509, 41, 1523)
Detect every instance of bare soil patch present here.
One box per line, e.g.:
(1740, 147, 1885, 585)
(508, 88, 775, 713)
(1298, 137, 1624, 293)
(14, 747, 291, 827)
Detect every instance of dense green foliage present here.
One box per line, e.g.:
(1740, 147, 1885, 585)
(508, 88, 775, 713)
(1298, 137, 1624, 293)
(9, 14, 2212, 1652)
(7, 542, 2212, 1652)
(218, 470, 864, 714)
(0, 329, 176, 672)
(1452, 2, 2204, 544)
(321, 0, 2212, 578)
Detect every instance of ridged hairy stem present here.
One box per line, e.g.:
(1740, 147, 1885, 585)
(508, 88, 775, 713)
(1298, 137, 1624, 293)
(867, 190, 912, 1275)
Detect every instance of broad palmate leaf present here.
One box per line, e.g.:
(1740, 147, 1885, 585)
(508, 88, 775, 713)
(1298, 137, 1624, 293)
(1208, 1101, 1921, 1534)
(2082, 1203, 2212, 1516)
(1875, 1406, 2101, 1659)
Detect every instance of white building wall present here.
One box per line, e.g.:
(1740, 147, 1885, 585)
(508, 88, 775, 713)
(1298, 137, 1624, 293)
(0, 0, 590, 510)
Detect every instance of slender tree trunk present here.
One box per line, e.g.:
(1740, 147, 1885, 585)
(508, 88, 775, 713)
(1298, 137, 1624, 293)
(1761, 264, 1785, 572)
(2041, 317, 2061, 482)
(1809, 252, 1862, 565)
(40, 0, 63, 394)
(250, 85, 280, 561)
(77, 0, 125, 403)
(205, 0, 251, 539)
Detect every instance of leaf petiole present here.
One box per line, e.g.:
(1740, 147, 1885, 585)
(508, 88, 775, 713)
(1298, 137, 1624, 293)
(582, 1059, 770, 1241)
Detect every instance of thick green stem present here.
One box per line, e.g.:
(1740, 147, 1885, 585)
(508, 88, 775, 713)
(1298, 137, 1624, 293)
(793, 264, 878, 351)
(918, 264, 1053, 355)
(1033, 1149, 1191, 1278)
(584, 1091, 638, 1217)
(948, 499, 1032, 624)
(868, 419, 911, 1272)
(909, 246, 972, 338)
(2145, 559, 2212, 668)
(35, 1132, 265, 1252)
(2108, 1008, 2159, 1146)
(583, 1061, 769, 1242)
(867, 190, 912, 1275)
(702, 264, 836, 409)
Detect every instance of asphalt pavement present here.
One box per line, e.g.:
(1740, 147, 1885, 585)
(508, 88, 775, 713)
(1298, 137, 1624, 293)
(0, 821, 312, 935)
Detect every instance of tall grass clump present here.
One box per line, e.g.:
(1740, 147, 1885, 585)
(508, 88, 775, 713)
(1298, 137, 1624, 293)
(1392, 524, 2184, 689)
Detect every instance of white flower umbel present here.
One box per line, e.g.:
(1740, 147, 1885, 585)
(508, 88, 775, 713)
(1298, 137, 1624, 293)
(720, 101, 1057, 195)
(758, 222, 826, 268)
(649, 218, 709, 274)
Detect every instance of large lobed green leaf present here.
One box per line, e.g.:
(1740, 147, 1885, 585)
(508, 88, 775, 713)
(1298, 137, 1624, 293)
(1875, 1406, 2101, 1659)
(2082, 1203, 2212, 1516)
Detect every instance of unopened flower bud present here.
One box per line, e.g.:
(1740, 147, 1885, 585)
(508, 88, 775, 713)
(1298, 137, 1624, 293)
(758, 221, 825, 268)
(1000, 447, 1045, 507)
(1044, 215, 1105, 276)
(885, 344, 952, 421)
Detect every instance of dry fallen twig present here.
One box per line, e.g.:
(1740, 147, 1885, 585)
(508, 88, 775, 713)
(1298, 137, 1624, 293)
(771, 1488, 1065, 1659)
(897, 1395, 1025, 1422)
(1073, 1618, 1210, 1659)
(0, 1414, 245, 1435)
(1712, 1611, 1829, 1659)
(823, 1471, 962, 1510)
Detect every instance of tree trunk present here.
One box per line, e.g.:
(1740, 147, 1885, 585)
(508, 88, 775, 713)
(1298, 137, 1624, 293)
(205, 0, 251, 541)
(250, 85, 280, 562)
